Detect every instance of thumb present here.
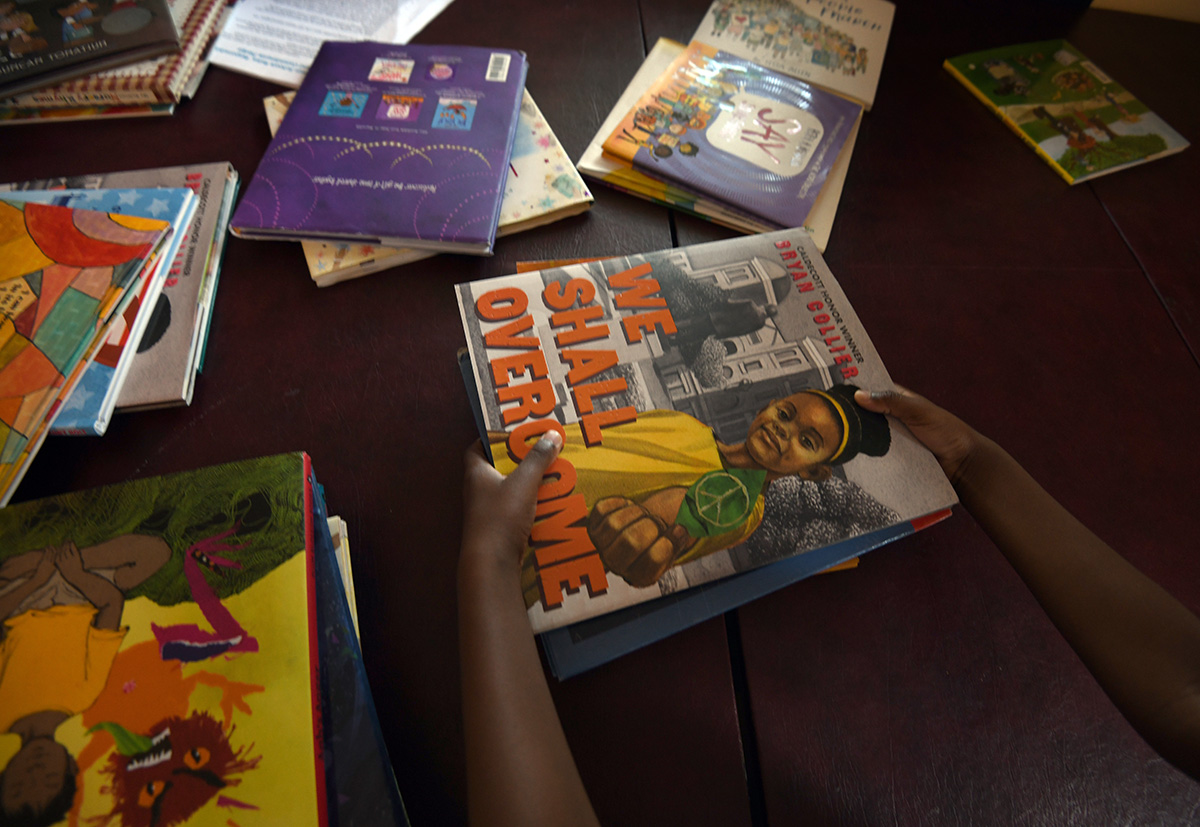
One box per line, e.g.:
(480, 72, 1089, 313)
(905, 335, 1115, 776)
(504, 429, 563, 499)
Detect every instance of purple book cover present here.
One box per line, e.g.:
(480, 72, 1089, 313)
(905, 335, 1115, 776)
(231, 41, 527, 254)
(603, 42, 861, 229)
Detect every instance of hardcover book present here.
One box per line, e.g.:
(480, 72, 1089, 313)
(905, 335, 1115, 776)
(0, 452, 327, 826)
(0, 198, 170, 504)
(456, 228, 957, 632)
(690, 0, 896, 110)
(944, 40, 1189, 184)
(602, 41, 861, 232)
(1, 162, 242, 411)
(231, 41, 528, 255)
(264, 88, 593, 287)
(1, 0, 223, 108)
(0, 187, 198, 435)
(0, 0, 181, 100)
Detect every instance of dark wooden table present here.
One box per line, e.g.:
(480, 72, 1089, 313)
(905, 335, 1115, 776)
(4, 0, 1199, 824)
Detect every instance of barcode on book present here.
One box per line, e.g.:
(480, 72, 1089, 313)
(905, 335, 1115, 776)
(486, 53, 511, 82)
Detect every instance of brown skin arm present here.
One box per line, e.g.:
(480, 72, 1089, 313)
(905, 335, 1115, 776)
(0, 549, 58, 631)
(856, 387, 1200, 781)
(587, 489, 694, 587)
(459, 435, 601, 827)
(53, 542, 125, 631)
(79, 534, 170, 592)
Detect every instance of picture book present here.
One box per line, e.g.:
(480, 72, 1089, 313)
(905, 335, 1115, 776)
(264, 88, 593, 287)
(456, 228, 957, 632)
(2, 162, 242, 411)
(0, 100, 174, 124)
(690, 0, 896, 110)
(231, 41, 528, 255)
(944, 40, 1190, 184)
(0, 198, 171, 504)
(580, 38, 858, 250)
(0, 187, 198, 435)
(1, 0, 223, 108)
(602, 41, 861, 232)
(0, 0, 181, 100)
(311, 477, 412, 827)
(0, 452, 328, 826)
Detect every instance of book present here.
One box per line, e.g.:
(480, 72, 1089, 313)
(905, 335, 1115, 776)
(0, 198, 171, 504)
(1, 161, 242, 411)
(456, 228, 957, 632)
(0, 452, 328, 826)
(0, 187, 198, 435)
(578, 38, 856, 251)
(264, 88, 594, 287)
(230, 41, 528, 256)
(601, 41, 862, 232)
(209, 0, 455, 88)
(0, 100, 174, 123)
(943, 40, 1190, 184)
(311, 480, 412, 827)
(690, 0, 896, 111)
(0, 0, 181, 100)
(1, 0, 223, 108)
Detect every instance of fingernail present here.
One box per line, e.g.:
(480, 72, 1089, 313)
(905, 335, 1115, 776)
(869, 390, 897, 400)
(536, 430, 563, 451)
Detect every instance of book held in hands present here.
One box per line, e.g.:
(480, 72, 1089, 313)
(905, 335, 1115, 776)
(231, 41, 528, 255)
(456, 228, 957, 634)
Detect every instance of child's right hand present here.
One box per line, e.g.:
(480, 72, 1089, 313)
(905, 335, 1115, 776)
(854, 387, 981, 485)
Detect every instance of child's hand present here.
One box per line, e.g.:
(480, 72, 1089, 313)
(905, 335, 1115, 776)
(53, 541, 86, 580)
(854, 387, 980, 485)
(461, 432, 563, 571)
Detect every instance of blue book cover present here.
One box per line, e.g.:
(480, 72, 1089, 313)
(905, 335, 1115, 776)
(603, 41, 861, 229)
(231, 41, 527, 255)
(0, 187, 197, 435)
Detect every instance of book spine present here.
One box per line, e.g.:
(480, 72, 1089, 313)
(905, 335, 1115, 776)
(942, 60, 1076, 186)
(3, 83, 166, 107)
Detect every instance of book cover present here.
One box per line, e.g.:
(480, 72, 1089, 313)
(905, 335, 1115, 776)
(264, 88, 593, 287)
(690, 0, 895, 110)
(0, 198, 170, 504)
(1, 162, 242, 411)
(1, 0, 223, 107)
(0, 452, 328, 826)
(0, 100, 174, 123)
(0, 187, 198, 435)
(230, 41, 528, 255)
(456, 228, 957, 632)
(944, 40, 1190, 184)
(0, 0, 181, 100)
(602, 41, 861, 231)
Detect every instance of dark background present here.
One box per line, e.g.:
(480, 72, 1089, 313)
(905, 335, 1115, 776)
(4, 0, 1199, 823)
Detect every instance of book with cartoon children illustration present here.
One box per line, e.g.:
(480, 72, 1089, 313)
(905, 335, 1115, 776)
(0, 452, 335, 827)
(690, 0, 896, 111)
(456, 227, 958, 633)
(601, 41, 862, 234)
(944, 40, 1189, 185)
(230, 41, 528, 256)
(0, 0, 181, 100)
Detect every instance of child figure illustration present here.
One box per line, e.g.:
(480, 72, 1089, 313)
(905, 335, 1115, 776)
(0, 536, 168, 827)
(493, 383, 891, 606)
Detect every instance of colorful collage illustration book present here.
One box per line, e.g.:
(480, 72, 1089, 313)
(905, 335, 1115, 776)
(457, 228, 957, 633)
(1, 187, 198, 435)
(0, 199, 171, 504)
(690, 0, 896, 110)
(231, 41, 528, 255)
(0, 452, 327, 826)
(0, 162, 241, 412)
(263, 88, 593, 286)
(944, 39, 1189, 184)
(602, 41, 862, 232)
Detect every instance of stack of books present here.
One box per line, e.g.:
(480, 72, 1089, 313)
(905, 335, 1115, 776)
(579, 0, 896, 251)
(0, 163, 239, 460)
(231, 40, 594, 284)
(0, 452, 411, 826)
(0, 0, 223, 124)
